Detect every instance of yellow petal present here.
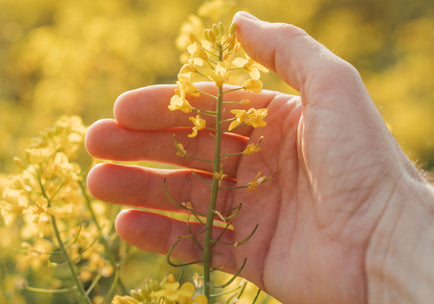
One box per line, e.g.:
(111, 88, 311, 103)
(243, 144, 260, 155)
(193, 295, 208, 304)
(242, 79, 262, 93)
(177, 282, 195, 297)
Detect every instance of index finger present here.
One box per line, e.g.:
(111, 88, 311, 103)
(113, 82, 278, 135)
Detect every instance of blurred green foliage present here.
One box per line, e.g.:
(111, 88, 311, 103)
(0, 0, 433, 303)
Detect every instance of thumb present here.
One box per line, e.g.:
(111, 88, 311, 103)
(233, 12, 412, 179)
(233, 11, 366, 108)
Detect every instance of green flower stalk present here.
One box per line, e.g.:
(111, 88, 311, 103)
(165, 16, 270, 302)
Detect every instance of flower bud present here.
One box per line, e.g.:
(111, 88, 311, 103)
(218, 21, 224, 34)
(204, 28, 216, 43)
(229, 22, 236, 35)
(212, 24, 219, 36)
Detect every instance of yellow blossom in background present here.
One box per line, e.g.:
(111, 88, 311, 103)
(0, 116, 128, 303)
(111, 295, 139, 304)
(0, 0, 432, 303)
(198, 0, 232, 20)
(150, 280, 205, 304)
(177, 15, 204, 51)
(149, 275, 202, 303)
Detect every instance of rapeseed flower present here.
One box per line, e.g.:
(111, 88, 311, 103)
(247, 172, 266, 192)
(243, 143, 260, 155)
(228, 108, 268, 131)
(242, 79, 263, 93)
(169, 94, 193, 113)
(189, 115, 206, 138)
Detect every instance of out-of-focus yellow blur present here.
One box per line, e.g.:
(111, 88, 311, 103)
(0, 0, 432, 303)
(0, 0, 433, 172)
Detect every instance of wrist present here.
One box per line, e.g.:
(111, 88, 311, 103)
(366, 175, 434, 303)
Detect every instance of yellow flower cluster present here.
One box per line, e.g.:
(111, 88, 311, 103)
(0, 116, 117, 291)
(112, 275, 207, 304)
(169, 18, 269, 138)
(1, 116, 86, 232)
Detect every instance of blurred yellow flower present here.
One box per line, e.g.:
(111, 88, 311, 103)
(176, 15, 204, 51)
(150, 276, 198, 303)
(198, 0, 228, 19)
(111, 295, 140, 304)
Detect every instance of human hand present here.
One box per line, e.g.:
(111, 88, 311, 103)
(85, 12, 434, 304)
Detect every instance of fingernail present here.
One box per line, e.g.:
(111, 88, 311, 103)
(234, 11, 260, 22)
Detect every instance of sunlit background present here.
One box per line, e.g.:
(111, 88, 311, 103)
(0, 0, 433, 303)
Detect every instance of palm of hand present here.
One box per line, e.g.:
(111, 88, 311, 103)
(227, 87, 392, 303)
(86, 82, 391, 304)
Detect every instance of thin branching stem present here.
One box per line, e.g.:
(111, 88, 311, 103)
(192, 170, 212, 186)
(235, 224, 259, 247)
(196, 90, 218, 101)
(166, 239, 203, 267)
(101, 265, 121, 304)
(222, 87, 243, 94)
(215, 258, 247, 288)
(220, 152, 244, 157)
(79, 181, 129, 295)
(186, 217, 204, 251)
(211, 222, 232, 248)
(23, 285, 78, 294)
(163, 178, 207, 221)
(252, 289, 262, 304)
(36, 170, 93, 304)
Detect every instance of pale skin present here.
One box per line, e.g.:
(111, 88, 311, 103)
(85, 12, 434, 304)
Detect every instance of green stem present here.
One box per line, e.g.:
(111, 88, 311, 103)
(203, 76, 224, 298)
(51, 213, 91, 304)
(80, 182, 128, 295)
(37, 171, 93, 304)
